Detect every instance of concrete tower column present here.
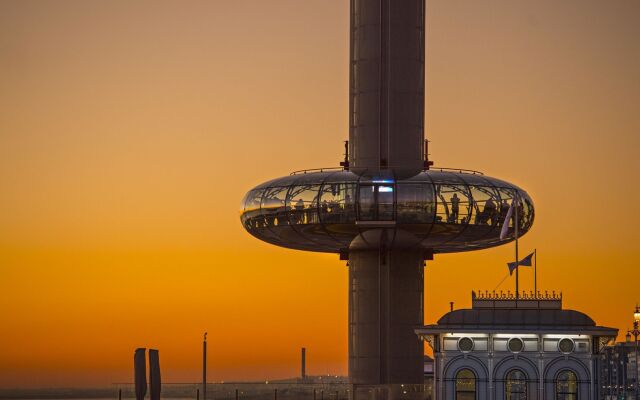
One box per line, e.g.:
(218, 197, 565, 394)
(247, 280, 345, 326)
(349, 250, 424, 386)
(349, 0, 425, 178)
(347, 0, 427, 392)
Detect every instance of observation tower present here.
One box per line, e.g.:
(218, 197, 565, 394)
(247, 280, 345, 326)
(240, 0, 534, 391)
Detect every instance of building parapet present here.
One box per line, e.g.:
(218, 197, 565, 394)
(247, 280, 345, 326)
(472, 290, 562, 309)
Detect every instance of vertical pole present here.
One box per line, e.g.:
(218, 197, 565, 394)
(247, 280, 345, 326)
(345, 141, 349, 167)
(534, 249, 537, 295)
(118, 389, 122, 400)
(608, 355, 612, 398)
(203, 333, 207, 400)
(235, 389, 239, 400)
(616, 354, 628, 398)
(633, 320, 640, 400)
(301, 347, 306, 381)
(197, 389, 200, 400)
(274, 388, 278, 400)
(514, 191, 519, 300)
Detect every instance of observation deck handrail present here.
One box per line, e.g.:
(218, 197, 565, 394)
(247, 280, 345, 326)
(431, 167, 484, 175)
(290, 166, 484, 176)
(290, 167, 345, 175)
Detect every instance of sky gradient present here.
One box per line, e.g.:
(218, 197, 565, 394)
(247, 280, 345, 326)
(1, 0, 639, 388)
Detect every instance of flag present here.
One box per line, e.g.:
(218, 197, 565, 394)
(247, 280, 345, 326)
(507, 251, 535, 275)
(499, 200, 515, 240)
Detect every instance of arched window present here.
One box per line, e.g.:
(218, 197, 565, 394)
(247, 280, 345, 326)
(455, 369, 476, 400)
(556, 370, 578, 400)
(505, 369, 527, 399)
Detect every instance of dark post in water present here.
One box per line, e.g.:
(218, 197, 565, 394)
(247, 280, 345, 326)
(301, 347, 306, 381)
(133, 348, 147, 400)
(149, 349, 161, 400)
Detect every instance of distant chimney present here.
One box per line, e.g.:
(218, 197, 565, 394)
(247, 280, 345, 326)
(450, 302, 454, 312)
(301, 347, 306, 380)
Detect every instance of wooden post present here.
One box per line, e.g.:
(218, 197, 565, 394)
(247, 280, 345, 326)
(274, 388, 278, 400)
(235, 389, 239, 400)
(118, 389, 122, 400)
(203, 333, 207, 400)
(197, 388, 200, 400)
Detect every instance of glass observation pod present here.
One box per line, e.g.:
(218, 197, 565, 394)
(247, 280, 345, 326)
(240, 169, 534, 254)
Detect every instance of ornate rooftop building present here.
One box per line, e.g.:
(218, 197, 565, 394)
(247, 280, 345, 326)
(416, 292, 617, 400)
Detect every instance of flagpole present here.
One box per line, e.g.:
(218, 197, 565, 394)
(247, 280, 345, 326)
(534, 248, 537, 295)
(515, 191, 519, 300)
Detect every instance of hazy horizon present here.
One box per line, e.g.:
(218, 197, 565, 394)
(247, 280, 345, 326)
(1, 0, 639, 388)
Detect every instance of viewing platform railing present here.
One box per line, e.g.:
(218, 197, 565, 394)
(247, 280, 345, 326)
(290, 166, 484, 176)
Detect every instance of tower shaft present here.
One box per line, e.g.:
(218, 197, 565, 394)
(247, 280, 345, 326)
(349, 0, 425, 178)
(349, 250, 424, 385)
(348, 0, 426, 389)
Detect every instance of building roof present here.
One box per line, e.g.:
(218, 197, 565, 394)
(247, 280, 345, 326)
(416, 292, 618, 336)
(436, 308, 595, 329)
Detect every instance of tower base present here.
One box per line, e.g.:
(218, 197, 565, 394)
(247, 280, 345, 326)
(348, 249, 424, 386)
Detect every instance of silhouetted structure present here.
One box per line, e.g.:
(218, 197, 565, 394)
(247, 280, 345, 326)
(599, 341, 640, 399)
(134, 348, 147, 400)
(203, 332, 208, 400)
(301, 347, 306, 381)
(149, 349, 161, 400)
(240, 0, 535, 393)
(416, 292, 617, 399)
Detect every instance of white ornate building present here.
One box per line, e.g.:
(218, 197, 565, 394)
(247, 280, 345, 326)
(416, 292, 617, 400)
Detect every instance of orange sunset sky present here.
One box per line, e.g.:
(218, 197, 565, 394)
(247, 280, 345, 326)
(1, 0, 639, 389)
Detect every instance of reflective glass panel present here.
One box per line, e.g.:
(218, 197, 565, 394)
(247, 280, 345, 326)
(261, 186, 289, 227)
(435, 184, 471, 224)
(287, 184, 321, 225)
(520, 193, 535, 231)
(506, 370, 527, 400)
(319, 183, 356, 223)
(397, 183, 434, 223)
(243, 189, 263, 213)
(469, 185, 500, 226)
(556, 370, 578, 400)
(456, 369, 476, 400)
(358, 184, 375, 220)
(502, 192, 534, 234)
(242, 188, 265, 228)
(377, 185, 394, 220)
(496, 187, 517, 234)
